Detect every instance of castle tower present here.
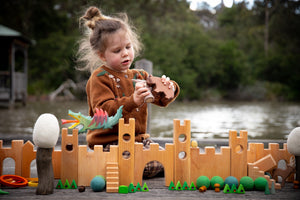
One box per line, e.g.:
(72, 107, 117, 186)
(173, 119, 191, 184)
(61, 128, 78, 183)
(118, 118, 135, 186)
(229, 130, 248, 180)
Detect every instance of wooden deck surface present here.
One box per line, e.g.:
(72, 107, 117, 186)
(1, 178, 299, 200)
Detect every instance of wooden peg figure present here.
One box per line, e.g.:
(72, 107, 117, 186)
(33, 113, 60, 195)
(199, 186, 207, 192)
(214, 183, 221, 192)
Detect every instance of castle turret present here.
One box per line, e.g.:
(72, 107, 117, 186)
(229, 130, 248, 180)
(173, 119, 191, 184)
(61, 128, 78, 184)
(118, 118, 135, 186)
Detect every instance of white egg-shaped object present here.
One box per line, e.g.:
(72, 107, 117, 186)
(287, 127, 300, 156)
(33, 113, 60, 148)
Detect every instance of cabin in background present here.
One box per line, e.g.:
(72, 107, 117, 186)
(0, 25, 31, 108)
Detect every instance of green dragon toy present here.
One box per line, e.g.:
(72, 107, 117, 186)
(61, 106, 123, 133)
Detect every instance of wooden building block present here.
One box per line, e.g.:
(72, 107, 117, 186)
(252, 154, 277, 172)
(0, 140, 24, 176)
(229, 130, 248, 180)
(21, 141, 36, 178)
(173, 119, 191, 184)
(52, 149, 61, 179)
(247, 143, 258, 163)
(248, 142, 294, 183)
(190, 146, 231, 184)
(248, 164, 264, 179)
(248, 163, 281, 190)
(61, 128, 78, 184)
(106, 162, 119, 193)
(134, 143, 174, 186)
(77, 144, 119, 186)
(118, 118, 135, 186)
(78, 145, 102, 186)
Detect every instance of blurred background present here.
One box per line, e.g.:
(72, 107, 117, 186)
(0, 0, 299, 141)
(1, 0, 300, 101)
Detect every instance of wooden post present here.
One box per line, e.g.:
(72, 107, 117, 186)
(296, 156, 300, 182)
(9, 44, 15, 108)
(36, 147, 54, 195)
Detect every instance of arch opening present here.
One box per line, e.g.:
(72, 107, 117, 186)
(30, 159, 38, 178)
(2, 157, 15, 175)
(142, 160, 165, 182)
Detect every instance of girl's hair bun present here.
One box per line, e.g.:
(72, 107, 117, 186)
(82, 6, 104, 30)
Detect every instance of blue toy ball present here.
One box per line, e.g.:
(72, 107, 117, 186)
(90, 176, 106, 192)
(224, 176, 239, 188)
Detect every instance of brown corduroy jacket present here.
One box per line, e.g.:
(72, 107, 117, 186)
(86, 65, 180, 148)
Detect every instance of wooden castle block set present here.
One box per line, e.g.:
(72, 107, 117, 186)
(0, 118, 295, 191)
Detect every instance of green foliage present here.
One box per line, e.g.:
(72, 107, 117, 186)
(29, 31, 78, 92)
(213, 40, 246, 90)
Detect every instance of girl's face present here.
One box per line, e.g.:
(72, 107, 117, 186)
(99, 29, 134, 73)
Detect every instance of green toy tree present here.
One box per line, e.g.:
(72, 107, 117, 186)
(182, 181, 189, 190)
(237, 184, 245, 194)
(168, 181, 176, 190)
(64, 179, 71, 189)
(176, 181, 183, 190)
(189, 182, 197, 191)
(56, 180, 64, 189)
(128, 183, 136, 193)
(142, 182, 149, 192)
(223, 184, 231, 193)
(136, 182, 142, 192)
(71, 180, 77, 189)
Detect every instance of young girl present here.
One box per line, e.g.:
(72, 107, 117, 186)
(78, 6, 180, 177)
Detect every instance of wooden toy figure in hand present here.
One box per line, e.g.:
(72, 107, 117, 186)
(132, 75, 175, 104)
(33, 114, 60, 195)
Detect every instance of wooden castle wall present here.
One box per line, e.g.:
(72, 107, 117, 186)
(77, 145, 118, 186)
(0, 119, 295, 188)
(247, 143, 293, 165)
(190, 146, 231, 184)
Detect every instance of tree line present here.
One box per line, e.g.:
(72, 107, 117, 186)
(1, 0, 299, 101)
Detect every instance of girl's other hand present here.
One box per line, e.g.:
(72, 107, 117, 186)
(161, 75, 175, 91)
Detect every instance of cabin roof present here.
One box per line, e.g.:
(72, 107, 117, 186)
(0, 24, 31, 44)
(0, 24, 22, 37)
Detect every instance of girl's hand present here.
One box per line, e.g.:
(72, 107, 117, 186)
(133, 81, 151, 106)
(161, 75, 175, 91)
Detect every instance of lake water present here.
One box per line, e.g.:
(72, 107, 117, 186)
(0, 101, 300, 140)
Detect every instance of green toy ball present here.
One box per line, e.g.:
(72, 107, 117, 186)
(90, 176, 106, 192)
(210, 176, 224, 189)
(254, 177, 268, 191)
(196, 176, 210, 189)
(224, 176, 238, 188)
(239, 176, 254, 191)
